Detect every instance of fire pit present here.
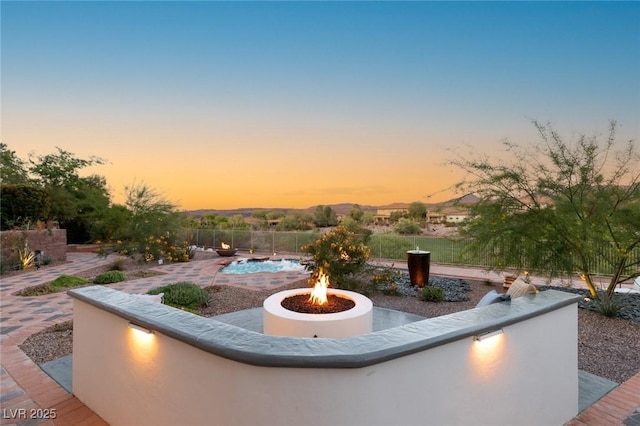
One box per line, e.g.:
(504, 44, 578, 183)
(263, 270, 373, 338)
(216, 242, 237, 257)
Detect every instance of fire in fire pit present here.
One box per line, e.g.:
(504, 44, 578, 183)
(281, 270, 355, 314)
(216, 242, 238, 257)
(263, 269, 373, 338)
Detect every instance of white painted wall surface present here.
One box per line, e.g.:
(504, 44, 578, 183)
(73, 300, 578, 426)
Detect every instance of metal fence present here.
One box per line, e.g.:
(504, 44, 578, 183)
(179, 228, 640, 277)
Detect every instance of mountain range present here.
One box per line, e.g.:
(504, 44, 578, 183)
(183, 194, 480, 217)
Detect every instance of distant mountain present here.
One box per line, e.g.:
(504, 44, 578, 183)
(305, 203, 378, 215)
(183, 208, 291, 217)
(451, 193, 481, 205)
(182, 195, 479, 217)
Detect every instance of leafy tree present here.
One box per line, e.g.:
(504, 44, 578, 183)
(276, 213, 312, 231)
(27, 147, 110, 242)
(266, 211, 286, 221)
(0, 144, 29, 184)
(339, 217, 373, 242)
(452, 120, 640, 298)
(252, 210, 268, 220)
(361, 212, 375, 225)
(408, 202, 427, 221)
(348, 204, 364, 222)
(0, 184, 50, 229)
(388, 210, 406, 223)
(228, 214, 249, 229)
(92, 204, 133, 242)
(312, 205, 338, 227)
(28, 147, 105, 189)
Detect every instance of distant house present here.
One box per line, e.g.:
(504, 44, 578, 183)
(427, 212, 446, 224)
(373, 208, 408, 225)
(445, 213, 468, 223)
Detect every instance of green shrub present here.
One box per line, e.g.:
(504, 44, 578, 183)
(394, 220, 422, 235)
(50, 275, 87, 289)
(420, 286, 444, 302)
(371, 265, 403, 295)
(302, 226, 370, 288)
(93, 270, 127, 284)
(147, 282, 207, 311)
(593, 291, 626, 318)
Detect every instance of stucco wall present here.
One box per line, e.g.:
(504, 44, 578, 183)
(71, 288, 579, 426)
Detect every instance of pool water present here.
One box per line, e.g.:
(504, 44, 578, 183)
(219, 259, 307, 274)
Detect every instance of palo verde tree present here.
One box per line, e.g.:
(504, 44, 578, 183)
(452, 120, 640, 299)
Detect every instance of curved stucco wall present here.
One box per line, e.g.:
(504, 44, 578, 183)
(70, 286, 580, 426)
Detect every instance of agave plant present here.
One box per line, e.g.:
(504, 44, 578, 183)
(17, 243, 37, 270)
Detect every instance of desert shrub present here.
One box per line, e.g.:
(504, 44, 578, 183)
(50, 275, 88, 289)
(101, 234, 194, 263)
(394, 220, 422, 235)
(109, 258, 126, 271)
(0, 260, 19, 274)
(147, 282, 207, 311)
(50, 320, 73, 332)
(420, 286, 444, 302)
(302, 226, 370, 288)
(370, 265, 403, 295)
(93, 270, 127, 284)
(15, 283, 56, 296)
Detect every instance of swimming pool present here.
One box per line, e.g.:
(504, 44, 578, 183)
(219, 259, 308, 274)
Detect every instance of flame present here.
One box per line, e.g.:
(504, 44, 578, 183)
(221, 242, 231, 249)
(309, 270, 329, 305)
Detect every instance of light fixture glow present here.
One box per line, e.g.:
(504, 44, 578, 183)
(473, 329, 503, 342)
(128, 322, 153, 334)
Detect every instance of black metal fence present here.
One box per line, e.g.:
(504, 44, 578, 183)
(179, 228, 640, 277)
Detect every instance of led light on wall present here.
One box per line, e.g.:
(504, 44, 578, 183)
(128, 322, 153, 334)
(473, 329, 503, 342)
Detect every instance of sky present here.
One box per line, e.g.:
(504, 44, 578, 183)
(2, 1, 639, 211)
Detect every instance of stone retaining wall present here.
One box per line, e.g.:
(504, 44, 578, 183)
(0, 228, 67, 265)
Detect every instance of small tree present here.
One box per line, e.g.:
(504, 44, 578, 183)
(451, 120, 640, 298)
(348, 204, 364, 222)
(388, 210, 406, 224)
(408, 201, 427, 221)
(312, 205, 338, 228)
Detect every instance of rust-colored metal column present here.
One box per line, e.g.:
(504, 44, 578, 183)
(407, 250, 430, 287)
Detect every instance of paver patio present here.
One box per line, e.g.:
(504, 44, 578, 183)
(1, 252, 638, 425)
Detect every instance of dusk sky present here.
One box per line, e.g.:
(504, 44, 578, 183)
(2, 1, 639, 210)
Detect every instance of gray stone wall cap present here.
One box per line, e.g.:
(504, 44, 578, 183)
(69, 286, 581, 368)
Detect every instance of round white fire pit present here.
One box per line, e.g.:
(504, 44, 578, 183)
(263, 289, 373, 338)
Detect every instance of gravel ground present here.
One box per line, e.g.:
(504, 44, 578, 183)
(18, 264, 640, 384)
